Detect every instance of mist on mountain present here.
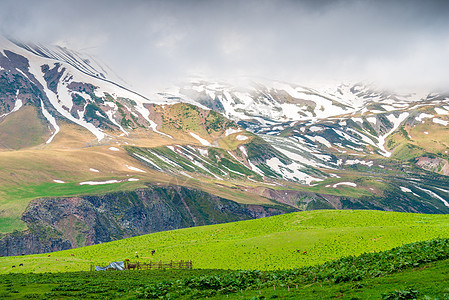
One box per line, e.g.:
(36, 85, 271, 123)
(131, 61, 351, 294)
(1, 0, 448, 95)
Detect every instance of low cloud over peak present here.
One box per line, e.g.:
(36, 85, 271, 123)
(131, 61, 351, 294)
(2, 0, 448, 94)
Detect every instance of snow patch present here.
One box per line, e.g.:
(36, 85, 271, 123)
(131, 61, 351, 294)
(416, 113, 433, 122)
(225, 128, 241, 136)
(309, 126, 324, 132)
(433, 118, 448, 126)
(126, 165, 147, 173)
(180, 171, 193, 178)
(382, 105, 396, 111)
(239, 145, 248, 157)
(53, 180, 65, 184)
(400, 186, 412, 193)
(377, 112, 409, 157)
(197, 148, 209, 157)
(236, 135, 248, 141)
(345, 159, 373, 167)
(148, 119, 173, 138)
(266, 157, 321, 185)
(80, 180, 121, 185)
(333, 182, 357, 188)
(366, 117, 377, 125)
(109, 147, 120, 151)
(134, 153, 161, 170)
(28, 62, 106, 141)
(89, 168, 100, 173)
(40, 100, 60, 144)
(151, 151, 182, 168)
(416, 186, 449, 207)
(189, 132, 212, 146)
(248, 160, 264, 176)
(102, 101, 129, 136)
(307, 135, 332, 148)
(435, 107, 448, 115)
(128, 178, 140, 182)
(192, 160, 222, 180)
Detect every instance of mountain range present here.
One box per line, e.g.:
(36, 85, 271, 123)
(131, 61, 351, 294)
(1, 37, 449, 255)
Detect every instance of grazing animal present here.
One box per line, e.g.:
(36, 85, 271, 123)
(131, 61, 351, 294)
(296, 249, 300, 253)
(127, 263, 137, 270)
(70, 253, 74, 256)
(47, 255, 51, 257)
(12, 265, 15, 268)
(151, 250, 155, 256)
(302, 251, 307, 255)
(19, 263, 23, 267)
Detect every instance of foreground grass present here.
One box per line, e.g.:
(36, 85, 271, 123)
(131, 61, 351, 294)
(1, 210, 449, 273)
(224, 259, 449, 299)
(1, 239, 449, 299)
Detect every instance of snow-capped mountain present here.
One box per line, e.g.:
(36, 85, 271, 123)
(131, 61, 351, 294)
(2, 38, 449, 215)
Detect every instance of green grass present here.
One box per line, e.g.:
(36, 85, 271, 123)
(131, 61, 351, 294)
(2, 210, 449, 274)
(222, 258, 449, 299)
(2, 239, 449, 299)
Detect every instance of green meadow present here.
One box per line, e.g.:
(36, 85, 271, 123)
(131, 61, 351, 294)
(1, 238, 449, 299)
(2, 210, 449, 274)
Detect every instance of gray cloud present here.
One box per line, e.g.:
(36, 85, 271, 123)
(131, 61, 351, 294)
(1, 0, 449, 94)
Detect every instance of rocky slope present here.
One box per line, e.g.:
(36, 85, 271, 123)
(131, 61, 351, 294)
(0, 184, 292, 256)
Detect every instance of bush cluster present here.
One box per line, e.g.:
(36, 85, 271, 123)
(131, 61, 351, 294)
(136, 238, 449, 298)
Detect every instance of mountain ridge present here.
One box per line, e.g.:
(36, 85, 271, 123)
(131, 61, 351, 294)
(2, 39, 449, 255)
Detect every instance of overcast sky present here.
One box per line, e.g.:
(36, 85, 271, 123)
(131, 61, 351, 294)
(1, 0, 449, 93)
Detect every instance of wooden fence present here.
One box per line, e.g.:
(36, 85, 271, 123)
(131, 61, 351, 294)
(90, 260, 193, 271)
(124, 260, 193, 270)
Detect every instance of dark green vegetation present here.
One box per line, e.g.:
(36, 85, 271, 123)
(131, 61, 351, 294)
(2, 239, 449, 299)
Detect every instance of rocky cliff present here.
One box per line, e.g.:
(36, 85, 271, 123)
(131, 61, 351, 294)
(0, 184, 294, 256)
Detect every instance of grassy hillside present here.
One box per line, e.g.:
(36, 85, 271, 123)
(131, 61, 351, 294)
(0, 106, 47, 150)
(2, 210, 449, 274)
(1, 238, 449, 299)
(0, 143, 274, 233)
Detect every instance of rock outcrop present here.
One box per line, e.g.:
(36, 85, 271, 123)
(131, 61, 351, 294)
(0, 184, 294, 256)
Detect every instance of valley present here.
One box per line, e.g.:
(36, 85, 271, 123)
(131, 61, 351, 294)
(1, 0, 448, 298)
(1, 37, 449, 258)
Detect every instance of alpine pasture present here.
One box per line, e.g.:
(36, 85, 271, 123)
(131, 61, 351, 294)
(2, 209, 449, 274)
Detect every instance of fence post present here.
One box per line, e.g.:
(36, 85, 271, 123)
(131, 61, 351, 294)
(121, 260, 191, 270)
